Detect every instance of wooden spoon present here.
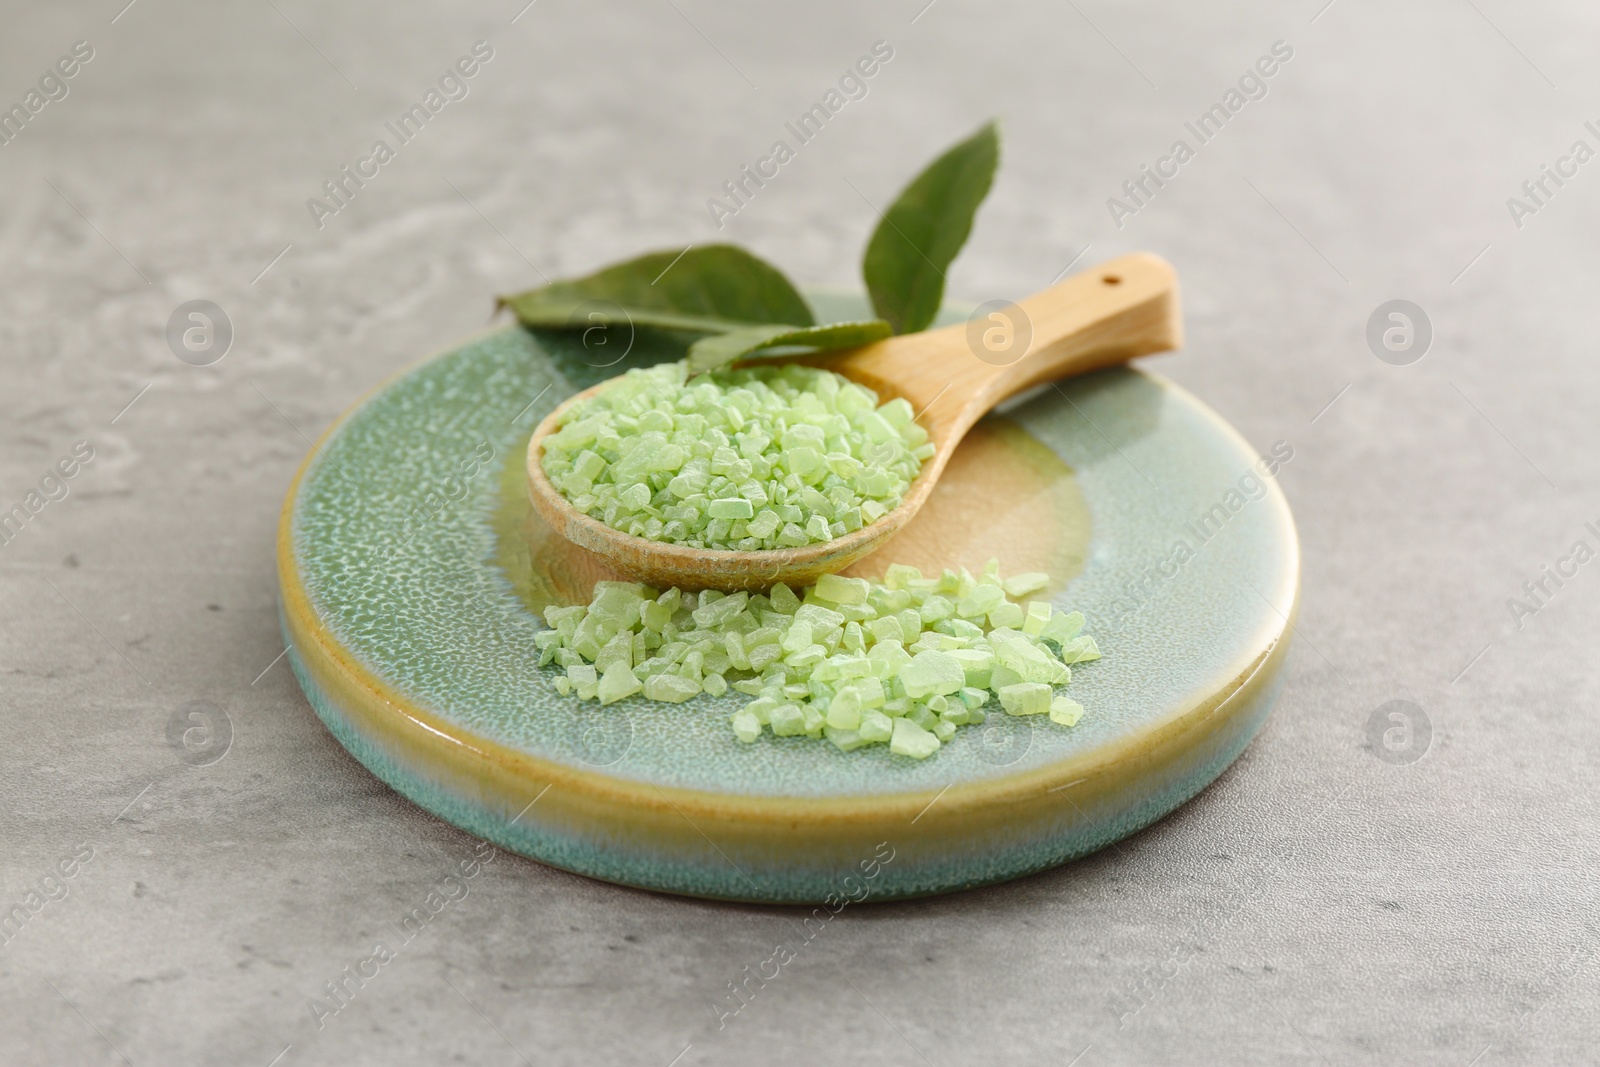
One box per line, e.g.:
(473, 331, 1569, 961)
(526, 252, 1181, 591)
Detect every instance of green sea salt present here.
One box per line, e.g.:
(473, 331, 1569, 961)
(998, 682, 1052, 717)
(540, 361, 929, 551)
(535, 561, 1098, 759)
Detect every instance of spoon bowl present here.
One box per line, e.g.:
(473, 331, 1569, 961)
(526, 252, 1181, 590)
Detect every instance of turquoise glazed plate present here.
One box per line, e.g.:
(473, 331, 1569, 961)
(278, 298, 1299, 904)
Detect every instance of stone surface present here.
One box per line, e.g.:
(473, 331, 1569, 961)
(1, 1, 1596, 1064)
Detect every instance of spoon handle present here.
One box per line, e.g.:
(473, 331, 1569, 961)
(841, 253, 1181, 446)
(987, 252, 1181, 400)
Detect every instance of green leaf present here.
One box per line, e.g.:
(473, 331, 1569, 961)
(862, 121, 1000, 335)
(500, 244, 815, 334)
(686, 320, 892, 376)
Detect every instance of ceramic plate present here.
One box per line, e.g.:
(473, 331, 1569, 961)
(278, 297, 1298, 903)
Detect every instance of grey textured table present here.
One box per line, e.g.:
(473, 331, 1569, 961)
(3, 1, 1596, 1063)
